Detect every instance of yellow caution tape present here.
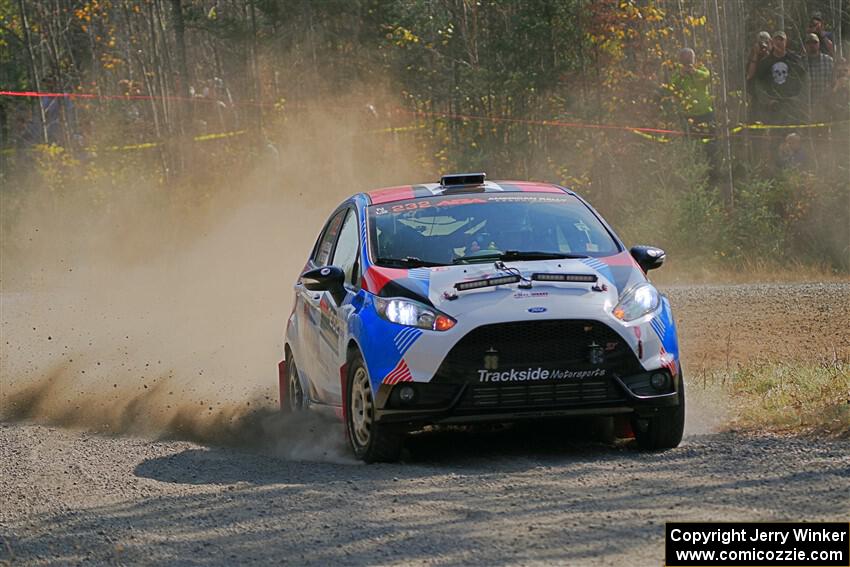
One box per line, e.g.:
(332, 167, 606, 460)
(631, 129, 713, 144)
(631, 129, 671, 143)
(2, 119, 845, 155)
(193, 129, 247, 142)
(365, 124, 426, 134)
(737, 122, 829, 130)
(100, 141, 160, 151)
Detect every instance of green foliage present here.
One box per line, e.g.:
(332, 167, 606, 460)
(0, 0, 27, 94)
(724, 176, 787, 260)
(2, 0, 848, 273)
(676, 184, 729, 258)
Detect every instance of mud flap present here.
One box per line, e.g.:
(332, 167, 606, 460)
(278, 359, 288, 411)
(614, 415, 635, 439)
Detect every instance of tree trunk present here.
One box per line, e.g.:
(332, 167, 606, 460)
(18, 0, 49, 145)
(249, 0, 263, 137)
(170, 0, 192, 134)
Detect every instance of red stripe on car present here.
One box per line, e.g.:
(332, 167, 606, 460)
(368, 185, 415, 204)
(507, 181, 564, 194)
(361, 266, 408, 294)
(600, 250, 637, 266)
(384, 359, 412, 384)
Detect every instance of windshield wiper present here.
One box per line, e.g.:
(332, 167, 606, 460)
(376, 256, 445, 268)
(452, 250, 588, 264)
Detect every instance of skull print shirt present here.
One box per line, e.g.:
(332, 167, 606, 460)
(756, 52, 807, 101)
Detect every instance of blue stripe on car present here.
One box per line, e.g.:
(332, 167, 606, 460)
(394, 327, 423, 355)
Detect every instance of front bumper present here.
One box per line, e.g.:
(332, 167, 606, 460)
(374, 370, 681, 427)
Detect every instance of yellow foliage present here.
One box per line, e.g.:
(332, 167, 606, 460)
(392, 26, 420, 47)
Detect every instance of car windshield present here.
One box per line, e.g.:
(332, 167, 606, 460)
(368, 193, 621, 266)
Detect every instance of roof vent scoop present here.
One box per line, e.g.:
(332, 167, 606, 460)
(440, 172, 486, 188)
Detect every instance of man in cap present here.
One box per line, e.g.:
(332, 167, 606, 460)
(803, 32, 834, 122)
(755, 31, 808, 125)
(747, 31, 774, 123)
(806, 11, 835, 57)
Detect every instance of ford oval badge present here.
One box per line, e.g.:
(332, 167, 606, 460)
(528, 306, 547, 313)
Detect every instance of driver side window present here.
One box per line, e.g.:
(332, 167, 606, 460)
(314, 210, 346, 266)
(331, 209, 360, 287)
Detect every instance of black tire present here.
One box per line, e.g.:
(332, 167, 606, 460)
(633, 375, 685, 451)
(283, 356, 306, 413)
(346, 353, 402, 463)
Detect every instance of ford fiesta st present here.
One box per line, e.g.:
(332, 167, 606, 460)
(279, 173, 684, 462)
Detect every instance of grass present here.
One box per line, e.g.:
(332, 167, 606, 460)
(692, 354, 850, 437)
(653, 257, 850, 286)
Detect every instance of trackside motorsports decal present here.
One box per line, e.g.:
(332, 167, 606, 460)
(477, 368, 606, 382)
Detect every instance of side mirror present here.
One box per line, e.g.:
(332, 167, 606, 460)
(301, 266, 346, 304)
(630, 245, 666, 272)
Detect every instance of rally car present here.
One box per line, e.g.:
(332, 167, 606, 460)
(279, 173, 684, 462)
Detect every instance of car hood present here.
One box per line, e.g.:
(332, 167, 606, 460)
(363, 251, 647, 321)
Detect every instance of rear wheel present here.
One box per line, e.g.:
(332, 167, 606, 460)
(633, 376, 685, 451)
(283, 357, 305, 413)
(346, 354, 402, 463)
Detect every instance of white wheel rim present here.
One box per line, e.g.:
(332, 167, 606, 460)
(350, 367, 373, 447)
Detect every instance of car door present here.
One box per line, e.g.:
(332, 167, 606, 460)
(314, 207, 361, 405)
(296, 209, 346, 399)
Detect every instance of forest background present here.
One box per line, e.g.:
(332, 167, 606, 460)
(1, 0, 848, 276)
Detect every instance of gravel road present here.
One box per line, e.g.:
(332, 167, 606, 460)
(1, 283, 849, 566)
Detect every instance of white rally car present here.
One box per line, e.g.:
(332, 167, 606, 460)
(280, 173, 684, 462)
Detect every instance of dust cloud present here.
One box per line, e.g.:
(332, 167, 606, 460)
(683, 380, 730, 438)
(1, 92, 733, 453)
(0, 94, 424, 462)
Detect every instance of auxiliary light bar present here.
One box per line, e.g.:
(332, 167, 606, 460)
(454, 275, 521, 291)
(531, 273, 598, 283)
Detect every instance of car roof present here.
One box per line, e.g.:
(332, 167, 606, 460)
(365, 180, 571, 205)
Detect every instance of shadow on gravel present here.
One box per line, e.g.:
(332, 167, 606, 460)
(134, 422, 638, 485)
(403, 421, 637, 464)
(9, 435, 849, 566)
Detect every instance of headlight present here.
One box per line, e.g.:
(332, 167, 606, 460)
(374, 297, 456, 331)
(612, 283, 660, 322)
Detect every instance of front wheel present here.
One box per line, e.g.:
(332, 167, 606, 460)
(346, 354, 402, 463)
(633, 375, 685, 451)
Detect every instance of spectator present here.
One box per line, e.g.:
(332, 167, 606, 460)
(747, 31, 773, 123)
(803, 33, 834, 122)
(668, 48, 714, 135)
(755, 31, 808, 125)
(747, 31, 773, 82)
(776, 132, 808, 171)
(806, 11, 835, 57)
